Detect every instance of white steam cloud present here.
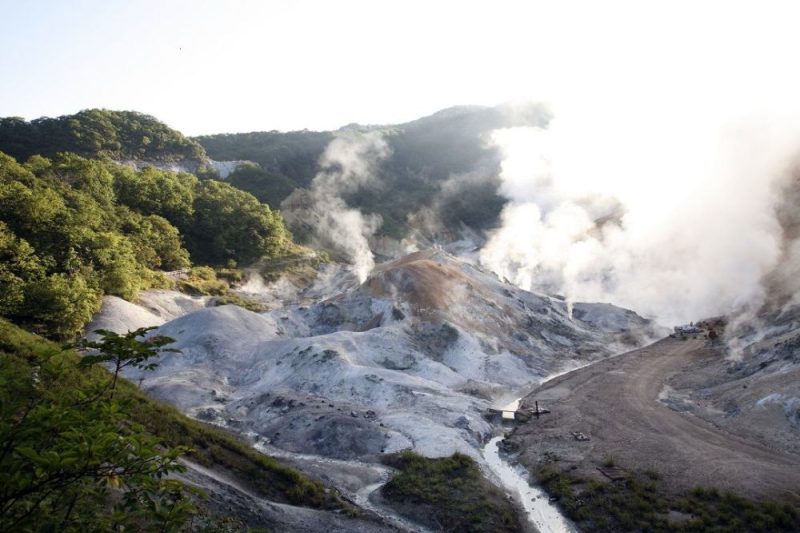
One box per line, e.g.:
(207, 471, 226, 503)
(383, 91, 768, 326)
(310, 131, 390, 282)
(481, 106, 800, 325)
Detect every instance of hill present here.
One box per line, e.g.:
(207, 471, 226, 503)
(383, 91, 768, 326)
(91, 248, 658, 461)
(506, 337, 799, 532)
(85, 248, 659, 530)
(197, 104, 551, 238)
(0, 105, 552, 245)
(0, 109, 207, 164)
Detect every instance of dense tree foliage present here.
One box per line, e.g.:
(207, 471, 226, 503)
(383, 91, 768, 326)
(0, 109, 206, 163)
(226, 162, 297, 207)
(195, 130, 333, 188)
(120, 210, 191, 271)
(0, 152, 291, 338)
(112, 165, 197, 227)
(184, 180, 289, 265)
(0, 222, 44, 316)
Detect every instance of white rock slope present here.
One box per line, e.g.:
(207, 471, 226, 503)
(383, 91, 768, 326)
(119, 250, 659, 461)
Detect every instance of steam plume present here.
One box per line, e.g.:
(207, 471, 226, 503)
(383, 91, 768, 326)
(310, 131, 390, 281)
(481, 107, 800, 325)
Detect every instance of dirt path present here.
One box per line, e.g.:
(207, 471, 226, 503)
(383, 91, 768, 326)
(509, 338, 800, 503)
(176, 459, 399, 532)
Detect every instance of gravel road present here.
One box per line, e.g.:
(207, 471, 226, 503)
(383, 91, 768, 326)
(509, 337, 800, 503)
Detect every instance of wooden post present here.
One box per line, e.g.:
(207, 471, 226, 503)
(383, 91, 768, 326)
(535, 401, 540, 417)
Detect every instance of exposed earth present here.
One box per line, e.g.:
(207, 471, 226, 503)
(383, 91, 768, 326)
(87, 249, 663, 530)
(508, 337, 800, 503)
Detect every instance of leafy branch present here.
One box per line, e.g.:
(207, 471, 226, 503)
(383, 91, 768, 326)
(74, 326, 179, 397)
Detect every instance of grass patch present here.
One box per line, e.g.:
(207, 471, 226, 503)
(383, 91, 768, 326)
(211, 293, 267, 312)
(381, 451, 523, 532)
(175, 266, 267, 312)
(259, 248, 329, 283)
(535, 464, 799, 532)
(177, 266, 231, 296)
(176, 253, 330, 312)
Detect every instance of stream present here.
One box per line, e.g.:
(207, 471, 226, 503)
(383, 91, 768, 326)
(481, 371, 579, 533)
(483, 435, 573, 533)
(254, 428, 572, 533)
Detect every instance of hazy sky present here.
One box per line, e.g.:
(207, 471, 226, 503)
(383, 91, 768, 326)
(2, 1, 800, 135)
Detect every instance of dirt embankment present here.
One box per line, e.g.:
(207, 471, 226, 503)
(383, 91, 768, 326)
(508, 338, 800, 503)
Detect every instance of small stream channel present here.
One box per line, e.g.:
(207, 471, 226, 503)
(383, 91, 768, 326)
(483, 432, 574, 533)
(481, 375, 578, 533)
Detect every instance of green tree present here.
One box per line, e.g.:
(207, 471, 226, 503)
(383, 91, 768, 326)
(83, 231, 147, 300)
(227, 162, 297, 206)
(0, 109, 207, 162)
(75, 327, 179, 397)
(120, 210, 190, 270)
(0, 327, 195, 531)
(0, 222, 44, 316)
(49, 153, 116, 207)
(0, 154, 69, 254)
(113, 166, 197, 227)
(21, 273, 101, 339)
(185, 180, 288, 265)
(0, 150, 298, 338)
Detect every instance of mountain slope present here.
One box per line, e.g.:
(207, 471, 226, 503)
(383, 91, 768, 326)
(669, 310, 800, 455)
(0, 318, 393, 531)
(0, 151, 292, 339)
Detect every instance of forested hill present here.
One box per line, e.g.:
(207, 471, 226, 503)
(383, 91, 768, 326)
(0, 105, 552, 240)
(0, 152, 291, 339)
(0, 104, 551, 247)
(0, 109, 207, 163)
(195, 129, 333, 188)
(196, 103, 551, 237)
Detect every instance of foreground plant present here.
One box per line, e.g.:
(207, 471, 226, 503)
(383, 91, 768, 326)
(0, 326, 197, 531)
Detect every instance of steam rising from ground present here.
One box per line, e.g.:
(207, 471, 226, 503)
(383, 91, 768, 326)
(310, 131, 390, 281)
(481, 109, 800, 325)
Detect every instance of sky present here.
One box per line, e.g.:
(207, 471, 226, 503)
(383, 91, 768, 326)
(3, 1, 800, 135)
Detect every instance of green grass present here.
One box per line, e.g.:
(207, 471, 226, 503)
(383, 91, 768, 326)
(259, 247, 329, 283)
(176, 254, 328, 312)
(177, 266, 231, 296)
(381, 451, 523, 532)
(175, 266, 267, 312)
(535, 464, 799, 532)
(211, 293, 267, 312)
